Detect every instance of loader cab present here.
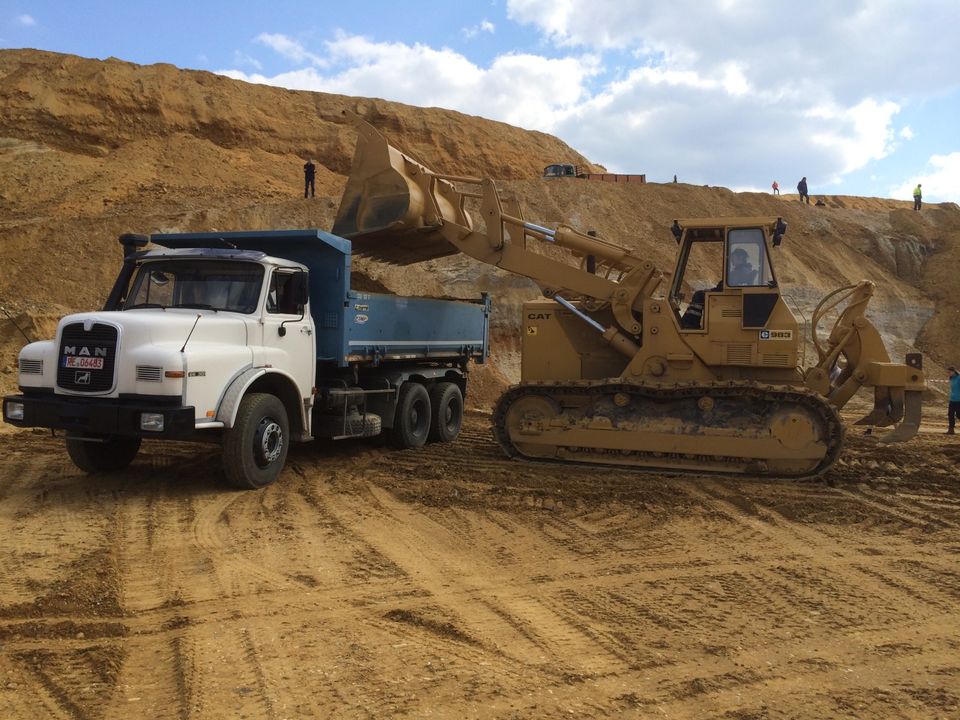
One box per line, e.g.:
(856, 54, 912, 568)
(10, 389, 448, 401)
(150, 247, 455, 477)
(670, 219, 781, 332)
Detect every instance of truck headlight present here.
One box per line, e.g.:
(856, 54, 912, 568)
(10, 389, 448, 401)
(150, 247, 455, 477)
(5, 401, 24, 421)
(140, 412, 165, 432)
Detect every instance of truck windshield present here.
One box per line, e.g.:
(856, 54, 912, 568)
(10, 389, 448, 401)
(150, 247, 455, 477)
(123, 260, 264, 314)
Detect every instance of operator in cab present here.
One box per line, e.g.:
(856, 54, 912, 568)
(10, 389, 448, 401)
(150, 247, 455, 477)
(727, 248, 757, 286)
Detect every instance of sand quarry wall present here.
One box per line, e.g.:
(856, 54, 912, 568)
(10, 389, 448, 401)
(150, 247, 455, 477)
(1, 49, 958, 405)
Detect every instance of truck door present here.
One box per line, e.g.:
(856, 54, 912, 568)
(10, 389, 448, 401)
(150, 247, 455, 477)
(261, 269, 315, 399)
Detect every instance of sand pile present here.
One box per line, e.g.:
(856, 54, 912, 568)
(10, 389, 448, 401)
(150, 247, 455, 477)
(1, 49, 958, 404)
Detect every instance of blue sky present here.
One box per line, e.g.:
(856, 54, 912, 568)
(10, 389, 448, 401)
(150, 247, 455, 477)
(3, 1, 959, 202)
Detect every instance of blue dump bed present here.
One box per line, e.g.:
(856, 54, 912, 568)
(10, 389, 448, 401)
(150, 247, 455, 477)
(151, 229, 489, 368)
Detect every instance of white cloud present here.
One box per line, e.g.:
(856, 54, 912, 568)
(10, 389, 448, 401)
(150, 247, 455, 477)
(255, 33, 327, 67)
(232, 51, 262, 71)
(221, 34, 597, 132)
(463, 19, 496, 38)
(216, 5, 959, 198)
(16, 14, 36, 26)
(890, 153, 960, 204)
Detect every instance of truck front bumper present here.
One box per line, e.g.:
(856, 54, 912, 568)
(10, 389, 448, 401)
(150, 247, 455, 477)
(3, 392, 196, 439)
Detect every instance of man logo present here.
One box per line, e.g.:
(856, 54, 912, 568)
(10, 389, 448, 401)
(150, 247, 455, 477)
(75, 371, 91, 385)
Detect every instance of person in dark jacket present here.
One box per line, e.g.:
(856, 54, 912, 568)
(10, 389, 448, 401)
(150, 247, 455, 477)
(947, 365, 960, 435)
(797, 176, 809, 204)
(303, 159, 316, 198)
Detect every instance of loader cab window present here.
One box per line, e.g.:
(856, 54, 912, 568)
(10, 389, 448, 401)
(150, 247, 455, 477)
(726, 228, 774, 288)
(266, 270, 306, 315)
(671, 231, 724, 329)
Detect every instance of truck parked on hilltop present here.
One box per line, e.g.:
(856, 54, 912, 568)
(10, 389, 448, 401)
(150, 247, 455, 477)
(542, 163, 646, 184)
(3, 230, 489, 489)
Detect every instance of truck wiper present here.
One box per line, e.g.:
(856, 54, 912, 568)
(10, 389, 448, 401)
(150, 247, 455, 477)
(172, 303, 218, 312)
(125, 302, 164, 309)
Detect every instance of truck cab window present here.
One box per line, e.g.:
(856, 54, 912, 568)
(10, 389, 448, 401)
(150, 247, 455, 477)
(123, 260, 264, 313)
(266, 271, 302, 315)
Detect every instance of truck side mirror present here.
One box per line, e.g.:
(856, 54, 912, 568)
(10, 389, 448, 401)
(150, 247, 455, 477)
(296, 272, 309, 307)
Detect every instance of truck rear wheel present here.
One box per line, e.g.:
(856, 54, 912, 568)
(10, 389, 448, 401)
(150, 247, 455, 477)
(393, 382, 431, 448)
(65, 435, 142, 473)
(428, 382, 463, 443)
(223, 393, 289, 490)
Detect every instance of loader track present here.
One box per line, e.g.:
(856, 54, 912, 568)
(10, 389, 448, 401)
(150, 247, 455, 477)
(492, 380, 845, 479)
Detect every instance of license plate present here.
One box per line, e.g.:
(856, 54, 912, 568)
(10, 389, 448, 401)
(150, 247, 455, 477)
(64, 356, 104, 369)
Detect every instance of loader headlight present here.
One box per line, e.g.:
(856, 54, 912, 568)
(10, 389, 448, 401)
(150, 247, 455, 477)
(140, 412, 165, 432)
(5, 401, 24, 421)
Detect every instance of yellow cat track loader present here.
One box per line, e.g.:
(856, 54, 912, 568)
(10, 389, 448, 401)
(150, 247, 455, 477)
(332, 115, 926, 478)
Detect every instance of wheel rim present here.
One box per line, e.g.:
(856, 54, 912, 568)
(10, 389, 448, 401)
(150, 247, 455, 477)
(410, 398, 428, 437)
(254, 417, 284, 467)
(443, 397, 460, 432)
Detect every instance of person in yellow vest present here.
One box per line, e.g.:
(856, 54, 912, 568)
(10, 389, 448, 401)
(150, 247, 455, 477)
(913, 183, 922, 211)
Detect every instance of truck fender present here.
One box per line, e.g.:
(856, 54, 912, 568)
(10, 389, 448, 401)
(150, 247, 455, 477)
(217, 368, 310, 439)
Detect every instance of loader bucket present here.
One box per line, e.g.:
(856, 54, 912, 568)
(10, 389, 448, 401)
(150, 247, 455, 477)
(332, 116, 473, 265)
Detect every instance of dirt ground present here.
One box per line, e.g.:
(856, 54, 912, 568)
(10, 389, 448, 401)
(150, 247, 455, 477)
(1, 410, 958, 720)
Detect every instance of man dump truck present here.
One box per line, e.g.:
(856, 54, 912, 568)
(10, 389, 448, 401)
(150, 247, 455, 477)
(332, 116, 925, 478)
(543, 163, 646, 184)
(3, 230, 490, 488)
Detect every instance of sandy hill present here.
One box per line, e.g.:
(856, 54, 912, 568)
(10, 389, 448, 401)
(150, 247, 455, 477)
(1, 48, 958, 404)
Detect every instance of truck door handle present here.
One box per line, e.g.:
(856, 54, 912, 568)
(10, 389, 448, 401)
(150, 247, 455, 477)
(300, 327, 313, 336)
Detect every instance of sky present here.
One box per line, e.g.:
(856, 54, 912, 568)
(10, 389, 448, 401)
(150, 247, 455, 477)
(3, 1, 959, 202)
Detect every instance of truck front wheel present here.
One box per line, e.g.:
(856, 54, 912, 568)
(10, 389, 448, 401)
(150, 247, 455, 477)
(428, 382, 463, 443)
(66, 435, 142, 473)
(393, 382, 431, 448)
(223, 393, 289, 490)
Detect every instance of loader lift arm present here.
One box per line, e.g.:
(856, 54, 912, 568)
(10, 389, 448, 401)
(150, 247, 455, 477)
(333, 115, 659, 357)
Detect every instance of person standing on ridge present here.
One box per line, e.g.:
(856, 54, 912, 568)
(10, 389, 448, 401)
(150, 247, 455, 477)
(913, 183, 922, 211)
(772, 180, 780, 195)
(947, 365, 960, 435)
(797, 177, 809, 204)
(303, 159, 316, 198)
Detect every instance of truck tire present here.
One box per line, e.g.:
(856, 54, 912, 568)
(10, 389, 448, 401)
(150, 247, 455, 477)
(428, 382, 463, 443)
(392, 382, 431, 449)
(222, 393, 289, 490)
(65, 435, 142, 473)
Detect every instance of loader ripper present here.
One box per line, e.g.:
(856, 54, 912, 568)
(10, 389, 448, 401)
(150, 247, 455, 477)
(334, 114, 927, 479)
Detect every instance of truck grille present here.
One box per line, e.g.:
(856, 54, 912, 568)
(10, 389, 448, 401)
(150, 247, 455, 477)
(19, 358, 43, 374)
(136, 365, 163, 382)
(57, 322, 118, 393)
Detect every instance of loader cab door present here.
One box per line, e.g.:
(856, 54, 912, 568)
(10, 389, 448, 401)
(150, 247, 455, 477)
(670, 230, 724, 332)
(725, 227, 780, 329)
